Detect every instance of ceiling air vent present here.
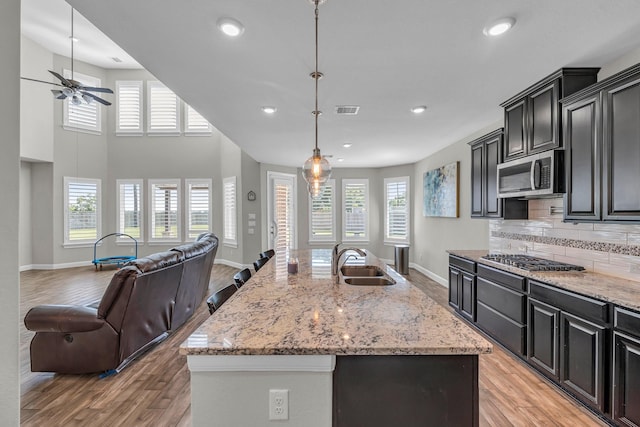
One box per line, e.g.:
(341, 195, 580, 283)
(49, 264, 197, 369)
(335, 105, 360, 115)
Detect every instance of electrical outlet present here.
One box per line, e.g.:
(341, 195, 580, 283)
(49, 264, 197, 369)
(269, 389, 289, 420)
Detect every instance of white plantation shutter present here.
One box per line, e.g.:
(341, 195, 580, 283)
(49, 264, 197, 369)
(147, 81, 180, 134)
(116, 81, 143, 134)
(223, 176, 237, 247)
(186, 179, 212, 239)
(274, 180, 294, 251)
(63, 70, 101, 133)
(342, 179, 369, 242)
(117, 179, 143, 240)
(309, 180, 335, 243)
(185, 104, 212, 134)
(149, 179, 181, 241)
(384, 176, 410, 244)
(64, 177, 101, 245)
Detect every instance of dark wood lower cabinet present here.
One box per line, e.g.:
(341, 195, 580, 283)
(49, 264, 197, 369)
(528, 298, 560, 378)
(333, 355, 479, 427)
(449, 256, 476, 321)
(559, 312, 607, 412)
(614, 332, 640, 426)
(449, 267, 460, 311)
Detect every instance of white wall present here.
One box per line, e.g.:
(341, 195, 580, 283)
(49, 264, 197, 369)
(412, 123, 501, 282)
(20, 162, 32, 268)
(20, 36, 54, 162)
(0, 0, 21, 423)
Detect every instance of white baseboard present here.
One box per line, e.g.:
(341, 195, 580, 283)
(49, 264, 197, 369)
(22, 258, 249, 272)
(214, 259, 250, 270)
(409, 262, 448, 287)
(22, 261, 93, 271)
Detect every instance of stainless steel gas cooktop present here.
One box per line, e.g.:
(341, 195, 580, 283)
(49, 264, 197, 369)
(481, 254, 585, 272)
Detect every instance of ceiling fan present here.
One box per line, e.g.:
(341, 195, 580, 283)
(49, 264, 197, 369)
(20, 7, 113, 106)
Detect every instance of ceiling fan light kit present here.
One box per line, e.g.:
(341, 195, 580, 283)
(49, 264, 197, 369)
(302, 0, 332, 199)
(20, 6, 113, 106)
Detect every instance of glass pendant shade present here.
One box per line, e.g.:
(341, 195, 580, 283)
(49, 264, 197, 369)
(302, 148, 331, 190)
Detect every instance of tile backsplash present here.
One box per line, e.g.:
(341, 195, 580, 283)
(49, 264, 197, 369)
(490, 198, 640, 281)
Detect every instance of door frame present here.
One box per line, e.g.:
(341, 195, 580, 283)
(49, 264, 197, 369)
(266, 171, 298, 251)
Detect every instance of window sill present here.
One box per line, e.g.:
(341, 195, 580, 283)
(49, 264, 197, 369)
(342, 239, 370, 245)
(184, 131, 213, 136)
(223, 241, 238, 249)
(115, 131, 144, 137)
(63, 125, 101, 136)
(148, 240, 182, 246)
(62, 242, 95, 248)
(147, 131, 182, 137)
(384, 241, 410, 246)
(308, 240, 337, 246)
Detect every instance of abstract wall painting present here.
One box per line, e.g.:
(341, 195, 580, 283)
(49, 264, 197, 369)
(423, 161, 459, 218)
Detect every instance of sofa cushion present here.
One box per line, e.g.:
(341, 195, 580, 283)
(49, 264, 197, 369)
(172, 233, 217, 259)
(128, 250, 183, 273)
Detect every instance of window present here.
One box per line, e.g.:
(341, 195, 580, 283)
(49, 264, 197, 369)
(384, 176, 410, 244)
(223, 176, 238, 247)
(185, 104, 212, 135)
(116, 81, 143, 135)
(309, 179, 335, 243)
(117, 179, 143, 241)
(147, 81, 180, 135)
(64, 177, 101, 246)
(186, 179, 212, 240)
(63, 70, 101, 134)
(149, 179, 181, 242)
(342, 179, 369, 242)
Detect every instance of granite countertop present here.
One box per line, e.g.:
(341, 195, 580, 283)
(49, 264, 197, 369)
(448, 250, 640, 312)
(180, 249, 492, 356)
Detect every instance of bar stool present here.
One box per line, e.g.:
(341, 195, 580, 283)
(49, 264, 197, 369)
(234, 268, 252, 288)
(206, 284, 237, 314)
(259, 249, 275, 260)
(253, 257, 269, 272)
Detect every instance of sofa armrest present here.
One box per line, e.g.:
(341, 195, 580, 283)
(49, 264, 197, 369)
(24, 305, 104, 333)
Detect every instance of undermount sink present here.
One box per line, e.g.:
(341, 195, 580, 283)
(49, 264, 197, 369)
(340, 265, 385, 277)
(343, 276, 395, 286)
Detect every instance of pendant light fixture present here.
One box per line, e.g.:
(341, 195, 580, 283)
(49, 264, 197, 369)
(302, 0, 332, 198)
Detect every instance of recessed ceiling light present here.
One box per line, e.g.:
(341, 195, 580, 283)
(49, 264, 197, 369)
(217, 17, 245, 37)
(411, 105, 427, 114)
(343, 142, 352, 148)
(337, 158, 345, 162)
(261, 106, 277, 114)
(69, 36, 79, 43)
(483, 17, 516, 36)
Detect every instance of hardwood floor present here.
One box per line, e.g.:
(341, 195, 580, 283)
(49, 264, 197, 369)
(19, 265, 607, 426)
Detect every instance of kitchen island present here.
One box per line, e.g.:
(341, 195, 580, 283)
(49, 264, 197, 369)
(180, 249, 492, 427)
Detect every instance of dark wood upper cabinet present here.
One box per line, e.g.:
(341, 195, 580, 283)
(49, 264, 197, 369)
(603, 74, 640, 221)
(563, 63, 640, 222)
(563, 93, 601, 221)
(501, 68, 599, 162)
(469, 129, 527, 219)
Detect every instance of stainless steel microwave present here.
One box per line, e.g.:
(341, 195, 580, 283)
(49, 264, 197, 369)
(497, 150, 564, 198)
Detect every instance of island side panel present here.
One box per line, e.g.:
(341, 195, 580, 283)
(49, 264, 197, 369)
(333, 355, 479, 427)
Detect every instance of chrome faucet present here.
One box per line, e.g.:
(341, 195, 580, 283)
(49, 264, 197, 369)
(332, 247, 367, 279)
(331, 242, 342, 275)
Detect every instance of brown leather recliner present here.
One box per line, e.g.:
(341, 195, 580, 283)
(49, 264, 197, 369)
(24, 233, 219, 374)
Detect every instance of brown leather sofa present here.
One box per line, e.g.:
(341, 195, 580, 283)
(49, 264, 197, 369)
(24, 233, 218, 375)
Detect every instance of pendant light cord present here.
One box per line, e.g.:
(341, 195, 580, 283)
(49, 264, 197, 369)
(71, 7, 74, 78)
(314, 0, 319, 153)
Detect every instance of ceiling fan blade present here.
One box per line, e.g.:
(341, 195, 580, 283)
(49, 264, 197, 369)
(79, 86, 114, 94)
(81, 91, 112, 106)
(48, 70, 73, 87)
(21, 76, 64, 87)
(51, 89, 67, 100)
